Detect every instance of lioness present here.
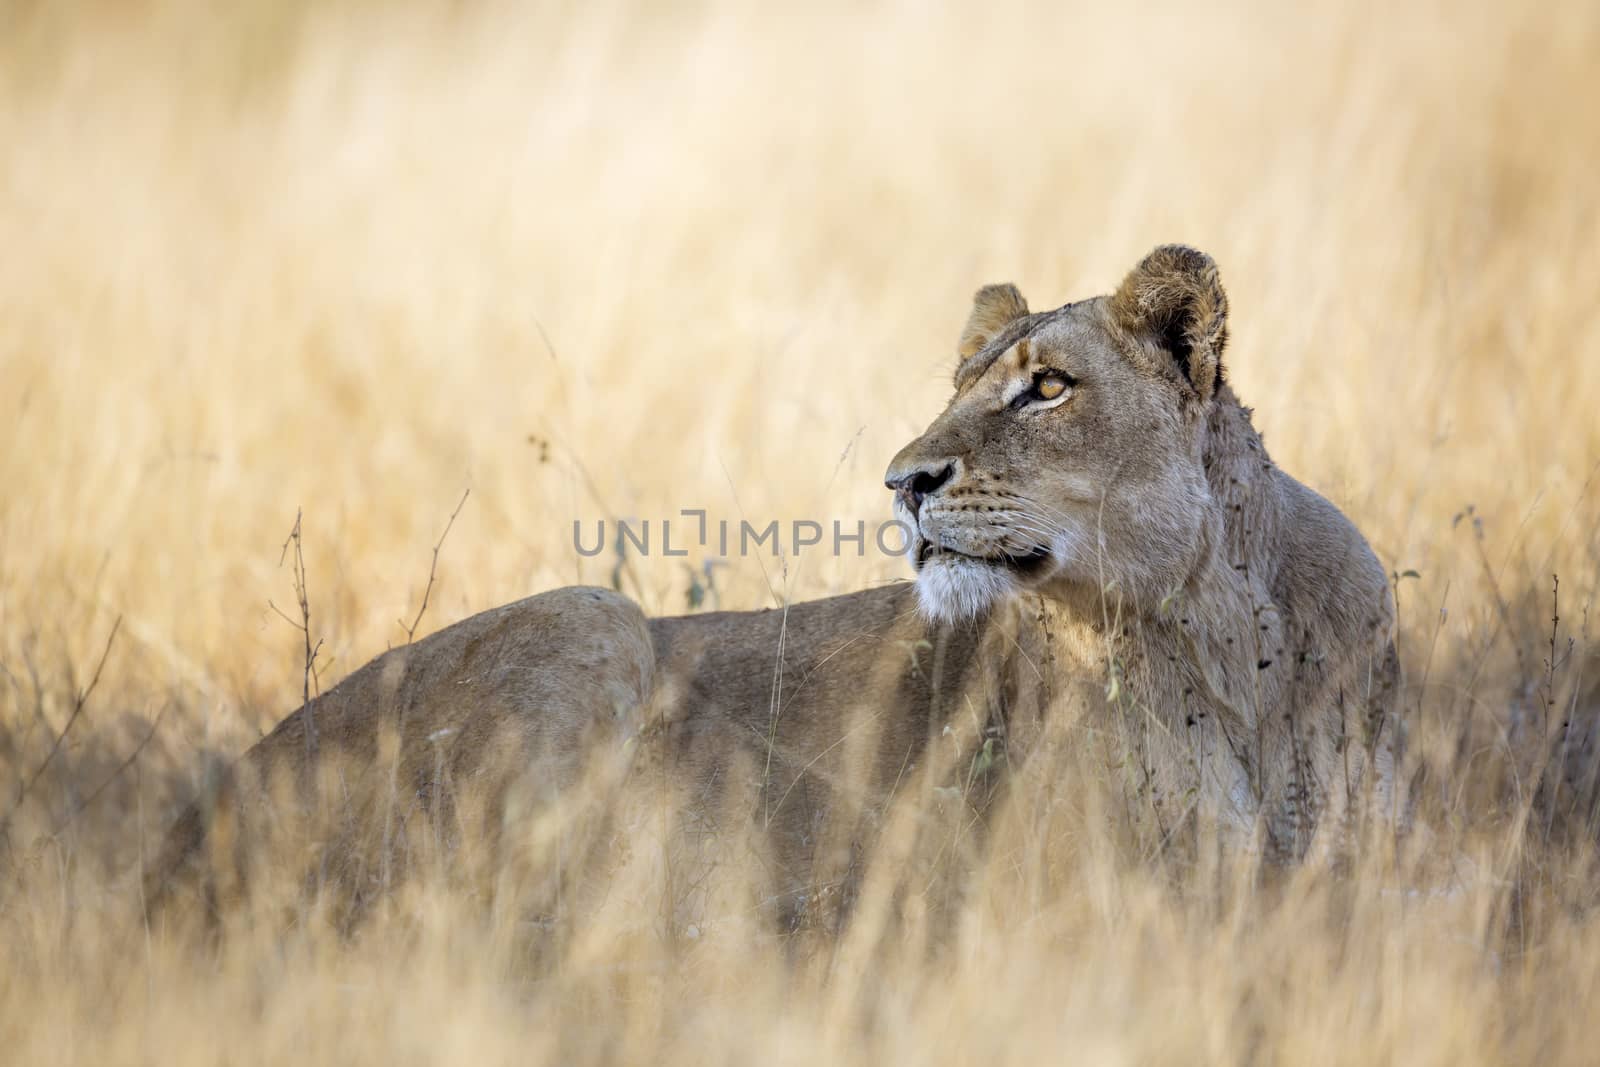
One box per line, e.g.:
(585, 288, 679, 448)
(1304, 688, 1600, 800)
(148, 246, 1399, 921)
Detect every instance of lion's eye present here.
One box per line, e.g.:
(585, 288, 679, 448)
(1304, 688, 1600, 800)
(1035, 374, 1069, 401)
(1008, 371, 1076, 410)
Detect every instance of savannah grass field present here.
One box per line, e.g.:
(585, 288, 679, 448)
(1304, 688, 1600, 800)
(4, 0, 1600, 1062)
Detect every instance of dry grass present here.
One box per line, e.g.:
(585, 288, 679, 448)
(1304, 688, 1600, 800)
(3, 0, 1600, 1062)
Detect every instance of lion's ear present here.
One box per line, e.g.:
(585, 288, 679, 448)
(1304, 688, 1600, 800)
(958, 284, 1030, 361)
(1109, 245, 1229, 404)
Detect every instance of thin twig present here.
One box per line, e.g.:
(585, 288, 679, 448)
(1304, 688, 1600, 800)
(266, 600, 306, 633)
(1543, 574, 1561, 738)
(401, 488, 471, 644)
(276, 509, 319, 756)
(0, 617, 121, 838)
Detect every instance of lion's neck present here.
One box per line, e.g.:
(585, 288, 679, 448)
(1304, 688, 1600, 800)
(1201, 384, 1285, 586)
(1204, 384, 1267, 485)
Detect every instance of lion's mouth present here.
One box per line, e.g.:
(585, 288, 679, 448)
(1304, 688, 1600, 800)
(914, 539, 1053, 577)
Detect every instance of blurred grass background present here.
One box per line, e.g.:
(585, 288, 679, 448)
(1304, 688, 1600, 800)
(2, 0, 1599, 1062)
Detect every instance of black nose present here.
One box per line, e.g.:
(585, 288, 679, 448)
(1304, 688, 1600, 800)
(886, 463, 954, 517)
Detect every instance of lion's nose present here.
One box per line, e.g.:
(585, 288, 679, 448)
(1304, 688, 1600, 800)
(885, 462, 954, 517)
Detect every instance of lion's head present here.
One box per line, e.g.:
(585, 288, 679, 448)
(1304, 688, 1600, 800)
(886, 245, 1233, 623)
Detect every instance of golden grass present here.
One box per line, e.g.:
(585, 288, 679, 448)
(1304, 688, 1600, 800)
(3, 0, 1600, 1061)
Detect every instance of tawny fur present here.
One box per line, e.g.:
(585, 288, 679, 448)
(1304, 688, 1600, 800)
(147, 245, 1400, 923)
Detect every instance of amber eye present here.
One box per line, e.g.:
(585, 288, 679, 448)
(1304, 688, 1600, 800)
(1035, 374, 1069, 401)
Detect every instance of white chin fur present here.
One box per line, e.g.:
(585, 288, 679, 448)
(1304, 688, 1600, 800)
(915, 557, 1018, 624)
